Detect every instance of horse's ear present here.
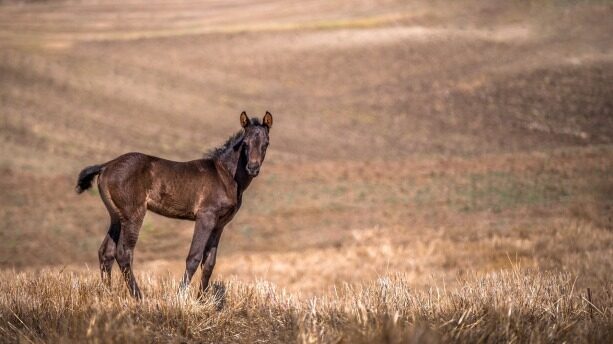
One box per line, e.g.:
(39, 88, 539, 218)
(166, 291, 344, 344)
(240, 111, 249, 128)
(263, 111, 273, 129)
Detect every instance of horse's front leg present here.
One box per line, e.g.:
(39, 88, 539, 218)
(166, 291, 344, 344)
(180, 211, 216, 290)
(200, 227, 223, 294)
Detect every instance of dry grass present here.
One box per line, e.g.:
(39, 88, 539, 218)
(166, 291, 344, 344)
(0, 268, 611, 343)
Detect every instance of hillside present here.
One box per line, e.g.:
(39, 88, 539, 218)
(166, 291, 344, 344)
(0, 1, 612, 342)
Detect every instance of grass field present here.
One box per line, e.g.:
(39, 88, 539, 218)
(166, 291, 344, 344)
(1, 269, 610, 343)
(0, 0, 612, 342)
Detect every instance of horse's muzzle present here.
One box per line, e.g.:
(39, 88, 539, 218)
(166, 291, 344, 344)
(246, 163, 260, 176)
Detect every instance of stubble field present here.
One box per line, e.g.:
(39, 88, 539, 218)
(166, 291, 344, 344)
(0, 0, 612, 342)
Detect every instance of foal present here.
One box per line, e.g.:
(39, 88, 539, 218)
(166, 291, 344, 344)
(76, 111, 273, 299)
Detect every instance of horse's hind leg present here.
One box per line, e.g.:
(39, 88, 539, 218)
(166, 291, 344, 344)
(98, 181, 122, 288)
(115, 209, 145, 300)
(98, 222, 120, 287)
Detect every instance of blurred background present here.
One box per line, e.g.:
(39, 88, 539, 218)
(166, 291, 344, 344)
(0, 0, 611, 294)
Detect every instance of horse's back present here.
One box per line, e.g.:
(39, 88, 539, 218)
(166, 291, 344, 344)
(99, 152, 156, 184)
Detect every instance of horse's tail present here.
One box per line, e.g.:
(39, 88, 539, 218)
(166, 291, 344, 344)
(75, 164, 104, 194)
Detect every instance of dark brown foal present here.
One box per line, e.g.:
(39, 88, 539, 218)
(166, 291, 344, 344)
(77, 111, 273, 299)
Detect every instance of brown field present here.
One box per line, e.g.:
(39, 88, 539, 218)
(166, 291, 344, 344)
(0, 0, 612, 342)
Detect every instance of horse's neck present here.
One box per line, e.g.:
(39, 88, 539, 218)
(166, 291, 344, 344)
(215, 147, 252, 198)
(234, 150, 253, 193)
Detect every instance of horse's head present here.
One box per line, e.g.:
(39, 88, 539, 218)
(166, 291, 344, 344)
(239, 111, 272, 177)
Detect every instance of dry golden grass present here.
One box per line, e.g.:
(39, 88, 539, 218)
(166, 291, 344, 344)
(0, 268, 611, 343)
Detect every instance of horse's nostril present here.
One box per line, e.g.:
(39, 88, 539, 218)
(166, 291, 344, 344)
(247, 164, 260, 175)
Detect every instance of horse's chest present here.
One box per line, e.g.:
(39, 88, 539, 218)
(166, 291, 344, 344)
(218, 198, 242, 226)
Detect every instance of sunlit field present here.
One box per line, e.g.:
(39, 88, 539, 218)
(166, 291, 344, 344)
(1, 0, 612, 342)
(2, 269, 611, 343)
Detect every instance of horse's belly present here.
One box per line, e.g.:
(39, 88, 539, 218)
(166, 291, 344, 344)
(146, 196, 197, 220)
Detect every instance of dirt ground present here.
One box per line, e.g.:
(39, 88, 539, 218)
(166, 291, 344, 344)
(1, 0, 612, 296)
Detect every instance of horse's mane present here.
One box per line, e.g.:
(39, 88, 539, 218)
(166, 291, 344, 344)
(204, 118, 263, 160)
(204, 130, 244, 160)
